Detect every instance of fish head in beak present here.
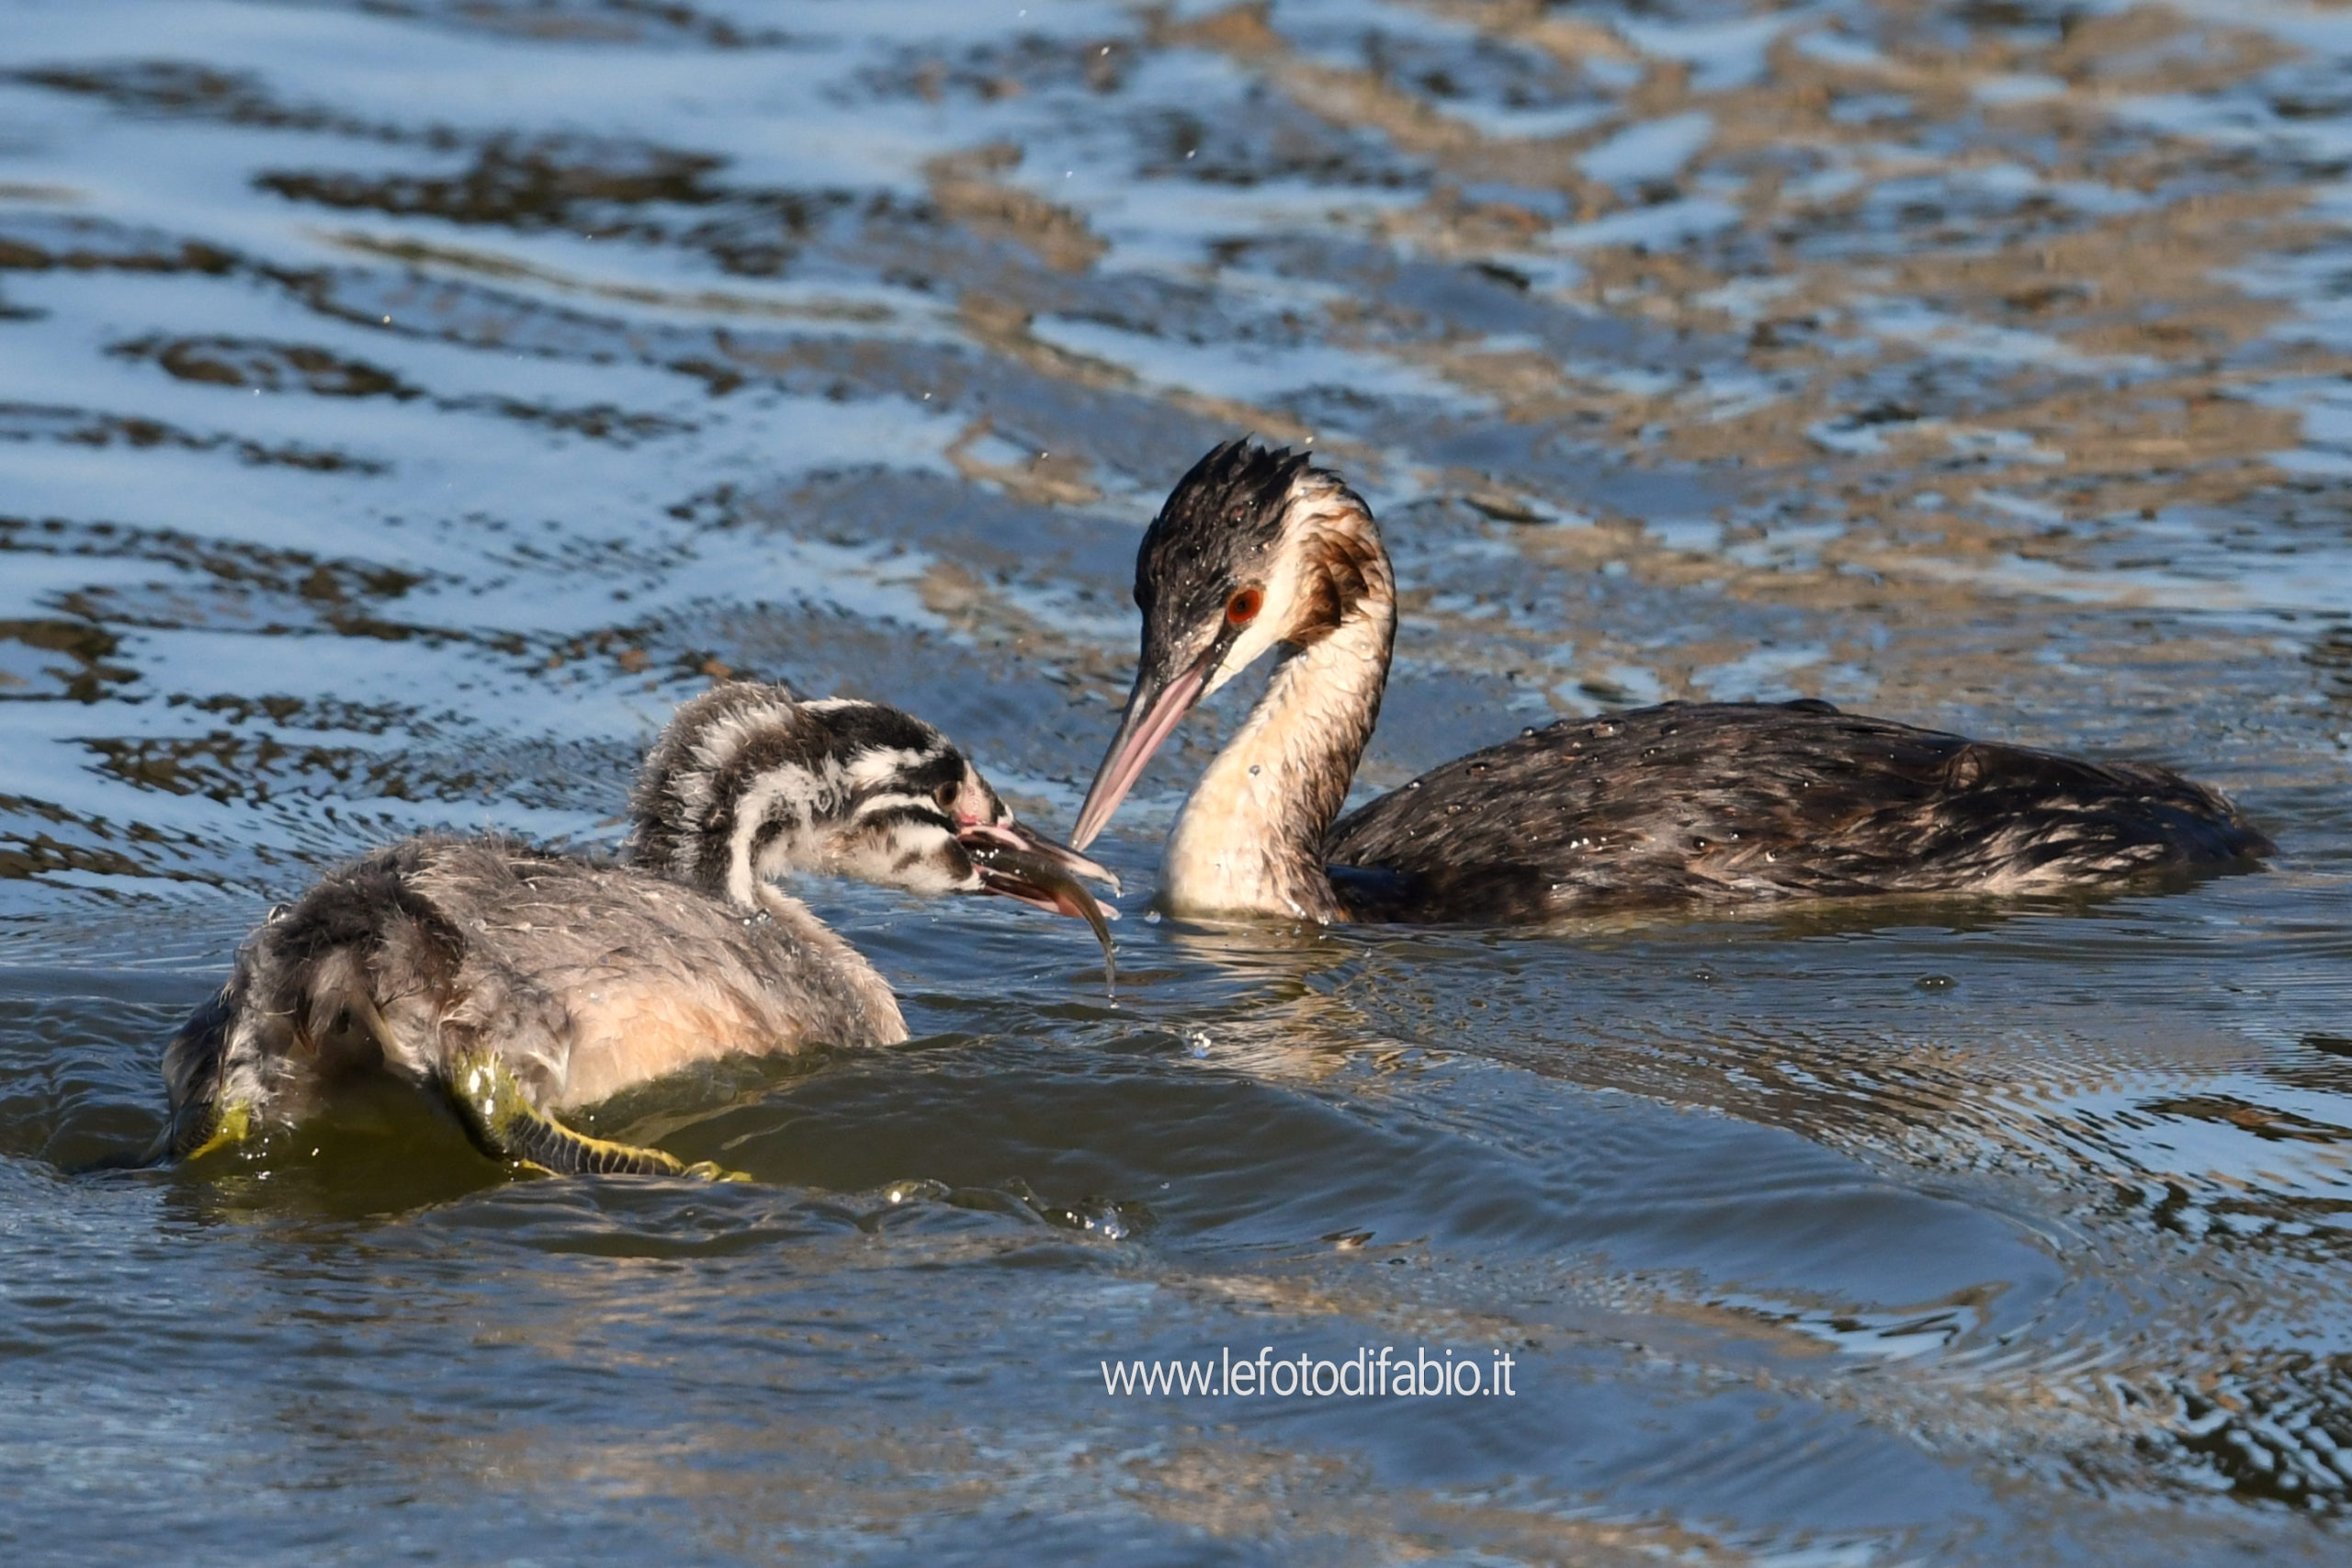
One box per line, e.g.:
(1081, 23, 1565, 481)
(933, 760, 1119, 907)
(948, 771, 1123, 982)
(808, 743, 1122, 984)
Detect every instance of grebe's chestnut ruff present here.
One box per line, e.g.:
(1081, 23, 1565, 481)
(1070, 442, 2271, 924)
(157, 683, 1115, 1178)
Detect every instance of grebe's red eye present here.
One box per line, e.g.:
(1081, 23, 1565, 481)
(1226, 587, 1263, 626)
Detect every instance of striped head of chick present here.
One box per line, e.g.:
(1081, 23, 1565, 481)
(630, 682, 1118, 919)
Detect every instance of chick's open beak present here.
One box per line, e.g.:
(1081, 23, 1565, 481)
(957, 820, 1119, 904)
(958, 819, 1120, 988)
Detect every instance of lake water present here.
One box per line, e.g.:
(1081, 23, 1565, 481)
(3, 0, 2350, 1562)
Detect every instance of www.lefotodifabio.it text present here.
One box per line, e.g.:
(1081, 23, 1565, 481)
(1100, 1346, 1517, 1398)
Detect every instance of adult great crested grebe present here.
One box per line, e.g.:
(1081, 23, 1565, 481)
(1068, 441, 2272, 924)
(155, 683, 1115, 1178)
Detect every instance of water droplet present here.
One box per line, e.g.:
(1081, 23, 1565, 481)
(1186, 1030, 1212, 1059)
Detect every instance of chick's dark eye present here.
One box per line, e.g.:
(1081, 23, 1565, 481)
(933, 781, 959, 812)
(1226, 587, 1263, 626)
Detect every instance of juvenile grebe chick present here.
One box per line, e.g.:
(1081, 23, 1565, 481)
(1069, 442, 2272, 923)
(634, 682, 1118, 922)
(158, 684, 1114, 1177)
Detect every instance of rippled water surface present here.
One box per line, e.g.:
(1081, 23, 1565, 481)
(4, 0, 2351, 1561)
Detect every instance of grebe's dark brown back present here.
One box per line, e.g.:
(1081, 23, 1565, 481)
(1323, 697, 2269, 923)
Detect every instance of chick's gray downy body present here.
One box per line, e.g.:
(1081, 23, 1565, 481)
(168, 836, 899, 1138)
(158, 684, 1112, 1176)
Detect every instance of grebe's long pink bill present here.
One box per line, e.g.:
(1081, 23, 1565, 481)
(1070, 656, 1214, 852)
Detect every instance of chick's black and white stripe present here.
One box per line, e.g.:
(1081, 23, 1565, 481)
(631, 683, 1005, 908)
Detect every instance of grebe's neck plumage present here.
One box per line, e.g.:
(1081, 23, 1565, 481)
(1159, 484, 1394, 920)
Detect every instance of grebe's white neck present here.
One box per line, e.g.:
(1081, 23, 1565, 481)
(1159, 521, 1396, 922)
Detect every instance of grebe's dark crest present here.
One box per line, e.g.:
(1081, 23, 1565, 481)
(155, 683, 1115, 1178)
(1069, 441, 2272, 924)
